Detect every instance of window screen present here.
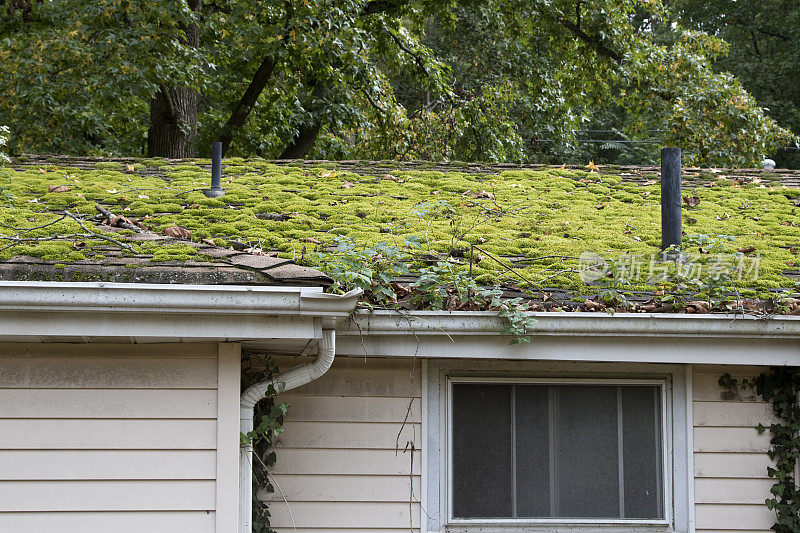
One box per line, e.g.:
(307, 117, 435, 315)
(451, 382, 663, 520)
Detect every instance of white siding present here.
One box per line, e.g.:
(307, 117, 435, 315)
(0, 342, 238, 532)
(693, 365, 779, 532)
(267, 356, 421, 532)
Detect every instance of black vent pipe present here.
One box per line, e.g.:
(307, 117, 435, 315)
(204, 141, 225, 198)
(660, 147, 681, 251)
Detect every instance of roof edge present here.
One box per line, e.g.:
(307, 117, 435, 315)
(0, 281, 361, 318)
(340, 309, 800, 339)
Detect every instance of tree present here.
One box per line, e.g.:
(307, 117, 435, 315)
(0, 0, 794, 166)
(671, 0, 800, 167)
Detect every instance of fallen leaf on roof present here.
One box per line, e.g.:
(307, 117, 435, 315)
(125, 163, 135, 173)
(301, 237, 322, 244)
(47, 185, 70, 193)
(320, 170, 338, 178)
(686, 301, 709, 313)
(201, 238, 215, 246)
(341, 181, 354, 189)
(105, 188, 118, 193)
(72, 241, 86, 250)
(683, 196, 701, 208)
(471, 190, 495, 199)
(163, 226, 192, 239)
(138, 194, 149, 199)
(585, 161, 600, 172)
(737, 246, 757, 254)
(382, 174, 397, 181)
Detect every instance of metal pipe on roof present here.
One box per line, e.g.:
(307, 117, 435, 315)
(660, 147, 682, 251)
(205, 141, 225, 198)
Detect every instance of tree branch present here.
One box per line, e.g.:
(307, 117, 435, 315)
(387, 30, 428, 76)
(360, 0, 409, 16)
(557, 17, 623, 63)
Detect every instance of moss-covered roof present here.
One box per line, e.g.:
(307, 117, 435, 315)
(4, 155, 800, 311)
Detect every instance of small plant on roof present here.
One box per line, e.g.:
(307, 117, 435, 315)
(315, 236, 410, 306)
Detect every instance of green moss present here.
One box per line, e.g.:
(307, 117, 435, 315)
(4, 158, 800, 298)
(93, 162, 124, 170)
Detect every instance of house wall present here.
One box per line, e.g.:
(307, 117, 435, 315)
(0, 342, 241, 533)
(693, 364, 778, 533)
(269, 355, 422, 533)
(267, 357, 781, 533)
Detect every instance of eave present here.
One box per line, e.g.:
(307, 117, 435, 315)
(335, 310, 800, 366)
(0, 281, 360, 351)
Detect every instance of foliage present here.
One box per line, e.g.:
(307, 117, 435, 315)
(719, 370, 800, 532)
(242, 355, 289, 533)
(671, 0, 800, 168)
(315, 236, 410, 305)
(0, 0, 794, 166)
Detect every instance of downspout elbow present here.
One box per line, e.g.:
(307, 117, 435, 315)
(240, 329, 336, 409)
(239, 329, 337, 533)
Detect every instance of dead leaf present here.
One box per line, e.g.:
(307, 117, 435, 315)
(686, 301, 710, 313)
(341, 181, 355, 189)
(125, 163, 135, 173)
(382, 174, 397, 181)
(72, 241, 86, 250)
(48, 185, 71, 193)
(201, 238, 216, 246)
(164, 226, 192, 239)
(138, 194, 149, 199)
(683, 196, 701, 208)
(301, 237, 322, 244)
(737, 246, 756, 254)
(585, 161, 600, 173)
(584, 299, 606, 311)
(471, 190, 495, 199)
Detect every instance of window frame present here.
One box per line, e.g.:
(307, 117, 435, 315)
(446, 376, 672, 528)
(423, 360, 691, 533)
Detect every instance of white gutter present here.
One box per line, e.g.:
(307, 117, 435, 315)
(334, 310, 800, 366)
(0, 281, 359, 317)
(239, 329, 337, 533)
(342, 309, 800, 339)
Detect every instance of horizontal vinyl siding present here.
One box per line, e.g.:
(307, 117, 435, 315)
(0, 343, 219, 531)
(693, 365, 779, 532)
(268, 356, 421, 532)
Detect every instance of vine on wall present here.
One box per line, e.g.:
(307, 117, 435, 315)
(242, 354, 289, 533)
(720, 369, 800, 532)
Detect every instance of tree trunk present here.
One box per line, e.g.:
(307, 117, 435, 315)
(278, 80, 325, 159)
(146, 0, 200, 158)
(147, 87, 198, 158)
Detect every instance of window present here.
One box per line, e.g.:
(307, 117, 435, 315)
(423, 363, 690, 532)
(449, 380, 666, 523)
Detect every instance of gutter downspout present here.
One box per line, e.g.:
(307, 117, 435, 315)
(239, 329, 337, 533)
